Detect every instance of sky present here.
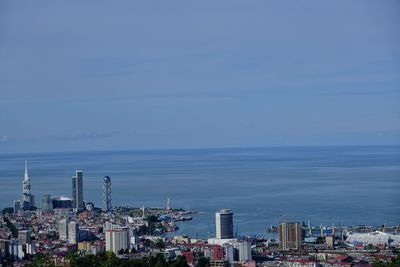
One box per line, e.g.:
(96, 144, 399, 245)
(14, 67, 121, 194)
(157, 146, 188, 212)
(0, 0, 399, 153)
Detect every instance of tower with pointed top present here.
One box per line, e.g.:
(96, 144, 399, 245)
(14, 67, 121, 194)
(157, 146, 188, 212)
(21, 160, 34, 210)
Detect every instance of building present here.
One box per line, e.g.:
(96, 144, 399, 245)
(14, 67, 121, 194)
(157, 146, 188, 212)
(325, 235, 334, 249)
(21, 161, 35, 210)
(181, 250, 194, 265)
(72, 171, 84, 211)
(278, 222, 302, 250)
(68, 221, 79, 244)
(91, 242, 105, 255)
(59, 218, 69, 241)
(130, 235, 140, 251)
(52, 196, 73, 209)
(78, 241, 92, 252)
(13, 200, 21, 213)
(216, 209, 234, 239)
(18, 230, 31, 245)
(220, 241, 252, 263)
(233, 241, 252, 262)
(72, 176, 76, 209)
(41, 194, 53, 212)
(0, 239, 10, 260)
(104, 222, 115, 231)
(8, 240, 24, 261)
(103, 176, 112, 212)
(346, 231, 400, 247)
(224, 243, 235, 263)
(212, 245, 224, 261)
(105, 228, 129, 254)
(79, 229, 92, 241)
(86, 202, 94, 211)
(26, 243, 36, 255)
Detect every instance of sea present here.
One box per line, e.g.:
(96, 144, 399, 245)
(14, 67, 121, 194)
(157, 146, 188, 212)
(0, 146, 399, 238)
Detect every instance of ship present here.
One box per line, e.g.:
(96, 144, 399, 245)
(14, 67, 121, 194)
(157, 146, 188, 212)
(175, 216, 193, 222)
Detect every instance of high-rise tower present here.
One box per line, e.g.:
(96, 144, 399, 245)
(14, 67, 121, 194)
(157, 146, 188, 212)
(103, 176, 112, 212)
(21, 161, 34, 210)
(278, 222, 302, 250)
(72, 171, 84, 211)
(215, 209, 234, 239)
(41, 194, 53, 212)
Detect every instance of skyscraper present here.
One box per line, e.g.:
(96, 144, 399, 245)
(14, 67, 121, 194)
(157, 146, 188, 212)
(103, 176, 112, 212)
(72, 176, 76, 208)
(72, 171, 84, 211)
(21, 161, 34, 210)
(215, 209, 234, 239)
(278, 222, 302, 250)
(41, 194, 53, 212)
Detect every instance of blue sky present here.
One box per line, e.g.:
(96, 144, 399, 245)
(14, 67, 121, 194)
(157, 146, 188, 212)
(0, 0, 399, 153)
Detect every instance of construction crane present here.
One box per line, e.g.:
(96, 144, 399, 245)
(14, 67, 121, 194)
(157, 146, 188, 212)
(280, 213, 287, 223)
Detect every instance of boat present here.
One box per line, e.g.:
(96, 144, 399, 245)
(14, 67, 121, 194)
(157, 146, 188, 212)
(175, 216, 193, 222)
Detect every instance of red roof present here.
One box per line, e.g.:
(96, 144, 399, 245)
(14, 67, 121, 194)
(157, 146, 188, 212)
(335, 255, 349, 261)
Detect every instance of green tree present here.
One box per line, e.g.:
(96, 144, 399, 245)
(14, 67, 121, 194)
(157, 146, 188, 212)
(2, 207, 14, 215)
(373, 254, 400, 267)
(155, 239, 166, 248)
(103, 251, 121, 267)
(155, 258, 168, 267)
(3, 217, 18, 238)
(195, 256, 210, 267)
(38, 252, 189, 267)
(170, 255, 189, 267)
(145, 215, 159, 224)
(25, 253, 56, 267)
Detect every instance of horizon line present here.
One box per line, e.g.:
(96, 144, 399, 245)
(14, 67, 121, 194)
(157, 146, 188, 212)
(0, 143, 399, 156)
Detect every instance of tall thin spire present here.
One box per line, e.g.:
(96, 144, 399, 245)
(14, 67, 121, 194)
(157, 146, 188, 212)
(24, 160, 29, 180)
(21, 160, 34, 210)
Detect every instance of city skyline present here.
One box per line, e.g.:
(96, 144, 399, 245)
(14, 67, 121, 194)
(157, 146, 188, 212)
(0, 1, 399, 266)
(2, 157, 399, 266)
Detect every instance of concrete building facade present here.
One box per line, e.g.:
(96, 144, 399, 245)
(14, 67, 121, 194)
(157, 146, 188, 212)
(68, 221, 79, 244)
(278, 222, 302, 250)
(105, 228, 129, 254)
(59, 218, 69, 241)
(18, 230, 31, 245)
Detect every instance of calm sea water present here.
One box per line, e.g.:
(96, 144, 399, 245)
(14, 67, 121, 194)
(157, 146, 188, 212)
(0, 146, 399, 238)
